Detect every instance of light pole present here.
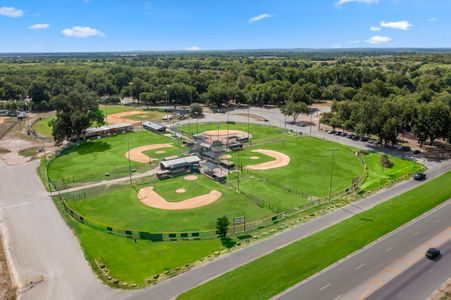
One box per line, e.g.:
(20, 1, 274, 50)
(309, 109, 313, 136)
(247, 107, 250, 145)
(327, 147, 339, 203)
(127, 136, 132, 185)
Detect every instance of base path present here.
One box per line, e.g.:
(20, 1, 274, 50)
(200, 130, 251, 144)
(246, 149, 290, 170)
(138, 187, 222, 210)
(106, 111, 145, 125)
(125, 144, 173, 163)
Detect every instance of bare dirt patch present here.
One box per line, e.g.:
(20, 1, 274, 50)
(233, 113, 267, 122)
(184, 175, 198, 181)
(200, 130, 252, 144)
(138, 187, 221, 210)
(0, 233, 16, 300)
(0, 117, 7, 125)
(106, 111, 145, 125)
(246, 149, 290, 170)
(250, 156, 259, 160)
(176, 188, 186, 194)
(125, 144, 173, 163)
(221, 154, 231, 159)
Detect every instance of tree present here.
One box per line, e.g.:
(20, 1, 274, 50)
(190, 103, 203, 117)
(288, 85, 313, 105)
(29, 81, 51, 111)
(216, 216, 229, 239)
(139, 90, 164, 108)
(50, 91, 104, 144)
(414, 101, 450, 145)
(281, 101, 308, 124)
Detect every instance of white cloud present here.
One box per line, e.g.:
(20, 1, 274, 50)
(370, 26, 381, 32)
(380, 20, 412, 30)
(62, 26, 105, 38)
(248, 13, 272, 24)
(336, 0, 378, 6)
(0, 7, 23, 17)
(366, 35, 391, 44)
(29, 23, 50, 30)
(185, 46, 201, 51)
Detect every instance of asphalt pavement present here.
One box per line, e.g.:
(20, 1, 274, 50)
(274, 202, 451, 300)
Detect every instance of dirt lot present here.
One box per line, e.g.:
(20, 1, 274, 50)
(0, 234, 15, 300)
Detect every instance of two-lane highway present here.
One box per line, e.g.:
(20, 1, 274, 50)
(274, 200, 451, 300)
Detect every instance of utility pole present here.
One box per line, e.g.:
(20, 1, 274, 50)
(127, 137, 132, 185)
(247, 107, 250, 146)
(327, 147, 339, 203)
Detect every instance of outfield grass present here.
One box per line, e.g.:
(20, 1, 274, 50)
(66, 175, 273, 232)
(232, 136, 364, 208)
(32, 114, 55, 139)
(361, 152, 425, 191)
(47, 130, 176, 185)
(32, 105, 164, 139)
(179, 122, 291, 143)
(55, 198, 223, 286)
(178, 172, 451, 300)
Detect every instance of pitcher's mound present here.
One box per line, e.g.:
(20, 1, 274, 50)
(250, 156, 259, 160)
(176, 188, 186, 194)
(184, 175, 198, 181)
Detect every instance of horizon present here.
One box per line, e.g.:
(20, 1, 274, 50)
(1, 0, 450, 52)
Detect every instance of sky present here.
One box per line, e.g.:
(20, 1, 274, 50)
(0, 0, 450, 52)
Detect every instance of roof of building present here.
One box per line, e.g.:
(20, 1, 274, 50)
(84, 123, 131, 134)
(160, 156, 201, 168)
(143, 121, 166, 131)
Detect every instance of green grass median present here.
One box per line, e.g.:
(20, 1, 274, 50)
(178, 171, 451, 300)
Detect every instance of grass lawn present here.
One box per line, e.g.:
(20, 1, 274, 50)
(0, 147, 10, 154)
(361, 152, 425, 191)
(178, 171, 451, 300)
(232, 136, 364, 201)
(56, 198, 223, 286)
(18, 146, 39, 158)
(143, 144, 186, 161)
(179, 122, 292, 144)
(47, 130, 176, 186)
(66, 175, 273, 232)
(32, 114, 55, 139)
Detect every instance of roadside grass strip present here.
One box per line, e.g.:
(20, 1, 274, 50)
(178, 171, 451, 300)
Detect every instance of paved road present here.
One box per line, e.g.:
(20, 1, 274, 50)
(126, 161, 451, 300)
(0, 161, 125, 300)
(275, 202, 451, 300)
(367, 238, 451, 300)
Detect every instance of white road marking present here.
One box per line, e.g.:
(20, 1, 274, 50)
(385, 246, 394, 252)
(334, 294, 343, 300)
(319, 283, 331, 291)
(355, 263, 365, 270)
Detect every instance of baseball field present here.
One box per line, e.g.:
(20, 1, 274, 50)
(47, 122, 424, 287)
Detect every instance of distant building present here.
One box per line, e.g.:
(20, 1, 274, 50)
(143, 121, 166, 133)
(82, 123, 132, 139)
(159, 156, 201, 175)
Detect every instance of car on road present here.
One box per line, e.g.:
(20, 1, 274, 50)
(328, 129, 336, 134)
(347, 134, 355, 139)
(413, 149, 421, 154)
(425, 248, 440, 260)
(396, 145, 411, 151)
(360, 136, 369, 142)
(413, 172, 426, 181)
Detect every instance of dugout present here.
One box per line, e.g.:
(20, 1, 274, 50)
(143, 121, 166, 133)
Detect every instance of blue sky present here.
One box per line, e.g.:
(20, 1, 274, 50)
(0, 0, 450, 52)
